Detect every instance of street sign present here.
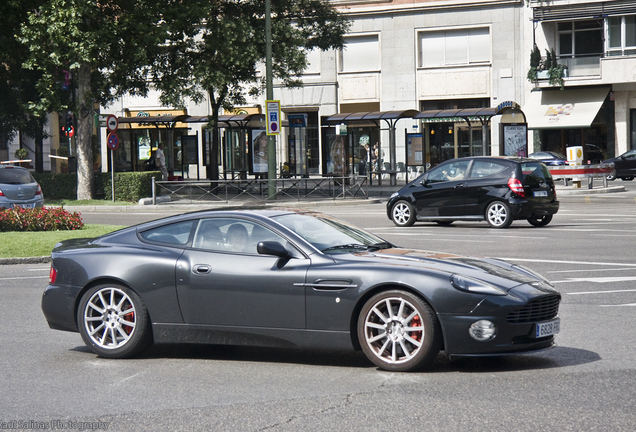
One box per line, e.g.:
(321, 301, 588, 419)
(106, 114, 119, 132)
(266, 100, 280, 136)
(107, 132, 120, 150)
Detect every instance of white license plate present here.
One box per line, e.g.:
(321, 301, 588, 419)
(533, 190, 548, 197)
(15, 203, 34, 209)
(535, 318, 560, 338)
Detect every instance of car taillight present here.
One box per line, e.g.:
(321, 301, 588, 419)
(36, 184, 42, 196)
(0, 189, 4, 197)
(507, 178, 526, 198)
(49, 266, 57, 284)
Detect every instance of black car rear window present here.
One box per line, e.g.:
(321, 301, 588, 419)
(0, 168, 34, 184)
(520, 162, 552, 184)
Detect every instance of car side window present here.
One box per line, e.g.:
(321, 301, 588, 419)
(193, 218, 284, 255)
(139, 221, 194, 246)
(469, 161, 508, 179)
(427, 161, 470, 183)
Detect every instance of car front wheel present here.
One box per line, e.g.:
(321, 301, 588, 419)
(391, 201, 416, 227)
(485, 201, 513, 228)
(357, 290, 441, 372)
(78, 284, 152, 358)
(528, 214, 553, 227)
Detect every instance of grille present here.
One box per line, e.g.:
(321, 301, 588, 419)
(507, 295, 561, 324)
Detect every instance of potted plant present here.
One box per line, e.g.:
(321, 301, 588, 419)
(546, 48, 567, 89)
(14, 148, 30, 167)
(527, 44, 541, 83)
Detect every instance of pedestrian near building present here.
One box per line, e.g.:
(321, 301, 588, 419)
(156, 143, 168, 180)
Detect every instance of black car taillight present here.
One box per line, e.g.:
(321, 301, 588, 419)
(507, 178, 526, 198)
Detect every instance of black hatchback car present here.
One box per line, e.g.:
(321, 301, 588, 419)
(387, 157, 559, 228)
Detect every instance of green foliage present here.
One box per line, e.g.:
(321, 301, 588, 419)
(35, 171, 159, 202)
(33, 173, 77, 199)
(14, 148, 29, 160)
(0, 207, 83, 232)
(96, 172, 161, 202)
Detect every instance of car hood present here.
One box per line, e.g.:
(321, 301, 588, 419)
(332, 247, 555, 292)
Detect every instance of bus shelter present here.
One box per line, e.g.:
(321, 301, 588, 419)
(322, 110, 419, 186)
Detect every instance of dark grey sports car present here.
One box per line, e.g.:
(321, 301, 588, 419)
(42, 208, 561, 372)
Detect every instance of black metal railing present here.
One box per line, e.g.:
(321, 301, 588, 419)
(151, 176, 369, 205)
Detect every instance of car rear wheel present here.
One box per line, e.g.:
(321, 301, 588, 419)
(78, 284, 152, 358)
(486, 201, 513, 228)
(607, 172, 616, 181)
(527, 215, 553, 227)
(357, 290, 441, 372)
(391, 201, 416, 227)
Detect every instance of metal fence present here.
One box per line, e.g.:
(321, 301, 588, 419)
(151, 176, 369, 205)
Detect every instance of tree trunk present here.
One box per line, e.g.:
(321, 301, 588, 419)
(76, 63, 94, 200)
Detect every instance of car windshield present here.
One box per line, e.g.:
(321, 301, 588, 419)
(0, 168, 34, 185)
(273, 213, 390, 253)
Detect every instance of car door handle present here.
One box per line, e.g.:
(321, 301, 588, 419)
(192, 264, 211, 274)
(454, 183, 466, 188)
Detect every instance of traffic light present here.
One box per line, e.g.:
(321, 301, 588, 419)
(61, 112, 75, 137)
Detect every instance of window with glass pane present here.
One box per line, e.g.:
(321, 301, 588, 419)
(608, 15, 636, 56)
(558, 20, 602, 57)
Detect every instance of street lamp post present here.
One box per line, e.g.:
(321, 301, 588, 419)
(265, 0, 276, 199)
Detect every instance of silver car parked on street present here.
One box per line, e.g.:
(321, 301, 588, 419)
(0, 165, 44, 209)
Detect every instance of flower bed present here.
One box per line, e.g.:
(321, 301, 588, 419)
(0, 207, 83, 232)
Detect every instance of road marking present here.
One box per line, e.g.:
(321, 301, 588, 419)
(600, 303, 636, 307)
(567, 288, 636, 295)
(553, 276, 636, 284)
(0, 276, 48, 281)
(498, 258, 636, 267)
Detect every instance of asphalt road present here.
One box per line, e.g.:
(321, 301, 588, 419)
(2, 181, 636, 431)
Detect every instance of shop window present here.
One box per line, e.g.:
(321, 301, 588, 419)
(419, 27, 490, 68)
(607, 15, 636, 57)
(339, 34, 380, 73)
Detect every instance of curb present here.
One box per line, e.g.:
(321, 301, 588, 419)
(0, 256, 50, 265)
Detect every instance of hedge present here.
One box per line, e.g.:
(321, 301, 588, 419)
(34, 171, 161, 202)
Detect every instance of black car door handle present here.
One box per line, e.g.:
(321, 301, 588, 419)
(454, 183, 466, 188)
(193, 264, 211, 274)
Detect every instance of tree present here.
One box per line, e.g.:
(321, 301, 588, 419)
(152, 0, 350, 180)
(20, 1, 171, 199)
(0, 0, 46, 168)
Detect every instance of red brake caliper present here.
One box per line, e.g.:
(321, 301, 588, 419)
(411, 315, 422, 342)
(123, 302, 134, 335)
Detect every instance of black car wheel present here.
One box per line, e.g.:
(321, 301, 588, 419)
(485, 201, 513, 228)
(528, 215, 553, 227)
(78, 284, 152, 358)
(391, 201, 416, 227)
(357, 290, 441, 372)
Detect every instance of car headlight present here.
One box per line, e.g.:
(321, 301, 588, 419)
(450, 274, 507, 296)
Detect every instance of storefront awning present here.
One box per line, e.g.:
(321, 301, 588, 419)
(523, 86, 610, 129)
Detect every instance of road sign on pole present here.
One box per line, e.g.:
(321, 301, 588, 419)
(266, 100, 280, 136)
(107, 132, 120, 151)
(106, 115, 119, 132)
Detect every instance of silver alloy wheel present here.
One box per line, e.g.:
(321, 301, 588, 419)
(83, 287, 137, 350)
(392, 201, 414, 226)
(486, 202, 510, 228)
(362, 296, 424, 365)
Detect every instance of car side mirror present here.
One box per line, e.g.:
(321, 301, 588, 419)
(257, 241, 291, 258)
(420, 176, 431, 187)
